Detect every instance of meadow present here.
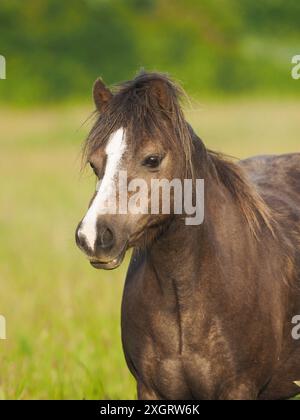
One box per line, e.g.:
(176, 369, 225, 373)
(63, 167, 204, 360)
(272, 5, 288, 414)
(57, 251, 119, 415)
(0, 100, 299, 399)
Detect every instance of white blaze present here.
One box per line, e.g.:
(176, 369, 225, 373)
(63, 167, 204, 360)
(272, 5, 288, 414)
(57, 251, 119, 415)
(79, 128, 126, 250)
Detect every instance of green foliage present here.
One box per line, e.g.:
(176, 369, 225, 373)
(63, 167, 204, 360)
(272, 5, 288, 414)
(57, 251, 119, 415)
(0, 0, 299, 104)
(240, 0, 300, 36)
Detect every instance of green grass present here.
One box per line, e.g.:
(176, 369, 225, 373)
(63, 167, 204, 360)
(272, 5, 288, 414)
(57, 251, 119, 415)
(0, 100, 299, 399)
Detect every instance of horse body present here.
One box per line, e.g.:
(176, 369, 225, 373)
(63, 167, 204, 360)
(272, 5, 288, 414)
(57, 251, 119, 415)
(241, 153, 300, 399)
(76, 72, 300, 399)
(122, 149, 300, 400)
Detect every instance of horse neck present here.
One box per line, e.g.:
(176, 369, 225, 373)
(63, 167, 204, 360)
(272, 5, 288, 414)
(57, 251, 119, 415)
(147, 142, 262, 295)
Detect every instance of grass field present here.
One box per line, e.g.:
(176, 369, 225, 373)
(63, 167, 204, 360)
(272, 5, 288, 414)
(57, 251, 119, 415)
(0, 100, 299, 399)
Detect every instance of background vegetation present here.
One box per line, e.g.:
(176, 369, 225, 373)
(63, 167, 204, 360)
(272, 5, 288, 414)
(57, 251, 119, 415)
(0, 0, 299, 400)
(0, 0, 300, 104)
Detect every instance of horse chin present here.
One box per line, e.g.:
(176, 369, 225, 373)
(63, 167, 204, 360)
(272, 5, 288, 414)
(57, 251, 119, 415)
(90, 244, 127, 271)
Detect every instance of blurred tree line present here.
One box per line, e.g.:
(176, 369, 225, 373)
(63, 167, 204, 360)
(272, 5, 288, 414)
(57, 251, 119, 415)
(0, 0, 299, 104)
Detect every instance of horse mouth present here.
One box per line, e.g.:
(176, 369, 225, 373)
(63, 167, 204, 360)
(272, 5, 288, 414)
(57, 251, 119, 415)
(89, 244, 127, 270)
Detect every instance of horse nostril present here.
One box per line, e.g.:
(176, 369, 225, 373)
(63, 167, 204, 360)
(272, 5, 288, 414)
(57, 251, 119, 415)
(97, 225, 115, 249)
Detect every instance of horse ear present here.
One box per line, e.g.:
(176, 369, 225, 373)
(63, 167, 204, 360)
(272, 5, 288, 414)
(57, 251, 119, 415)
(151, 79, 172, 112)
(93, 78, 113, 112)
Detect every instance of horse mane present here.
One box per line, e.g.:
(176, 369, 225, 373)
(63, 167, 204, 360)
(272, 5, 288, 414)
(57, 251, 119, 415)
(83, 71, 275, 239)
(207, 150, 275, 238)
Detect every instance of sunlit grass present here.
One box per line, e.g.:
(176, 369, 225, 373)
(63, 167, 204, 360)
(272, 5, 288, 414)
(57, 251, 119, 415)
(0, 100, 299, 399)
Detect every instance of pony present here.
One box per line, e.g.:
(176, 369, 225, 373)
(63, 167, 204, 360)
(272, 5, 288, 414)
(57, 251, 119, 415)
(76, 71, 300, 400)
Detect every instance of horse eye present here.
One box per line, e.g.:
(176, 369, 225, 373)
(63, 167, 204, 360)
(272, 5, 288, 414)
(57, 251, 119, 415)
(142, 155, 162, 169)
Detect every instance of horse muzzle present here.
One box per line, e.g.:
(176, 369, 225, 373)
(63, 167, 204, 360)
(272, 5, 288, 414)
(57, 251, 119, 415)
(89, 240, 128, 270)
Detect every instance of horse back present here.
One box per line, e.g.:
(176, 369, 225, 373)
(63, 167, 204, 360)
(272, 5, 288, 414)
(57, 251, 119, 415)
(241, 152, 300, 295)
(240, 153, 300, 222)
